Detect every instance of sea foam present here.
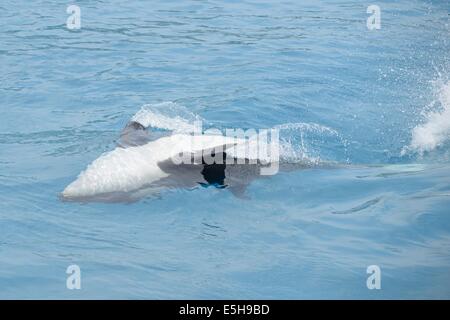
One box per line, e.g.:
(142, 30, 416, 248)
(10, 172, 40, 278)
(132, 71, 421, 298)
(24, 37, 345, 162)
(403, 81, 450, 155)
(132, 102, 202, 133)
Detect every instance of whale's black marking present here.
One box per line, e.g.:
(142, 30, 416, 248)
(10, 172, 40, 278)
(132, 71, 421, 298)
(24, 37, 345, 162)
(200, 153, 227, 187)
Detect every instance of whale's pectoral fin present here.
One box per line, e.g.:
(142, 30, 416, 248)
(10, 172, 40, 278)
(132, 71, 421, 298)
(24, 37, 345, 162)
(223, 163, 262, 199)
(117, 121, 150, 148)
(228, 183, 250, 200)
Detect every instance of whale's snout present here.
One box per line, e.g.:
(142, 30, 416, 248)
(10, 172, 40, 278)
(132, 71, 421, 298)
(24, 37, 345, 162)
(60, 182, 79, 200)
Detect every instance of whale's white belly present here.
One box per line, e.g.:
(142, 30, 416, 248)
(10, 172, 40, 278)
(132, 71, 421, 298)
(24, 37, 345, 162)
(62, 134, 245, 199)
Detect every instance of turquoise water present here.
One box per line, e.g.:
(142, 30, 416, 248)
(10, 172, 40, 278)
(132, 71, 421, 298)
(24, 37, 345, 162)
(1, 0, 450, 299)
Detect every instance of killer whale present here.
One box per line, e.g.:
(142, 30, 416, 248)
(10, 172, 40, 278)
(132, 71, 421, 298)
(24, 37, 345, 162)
(61, 120, 295, 203)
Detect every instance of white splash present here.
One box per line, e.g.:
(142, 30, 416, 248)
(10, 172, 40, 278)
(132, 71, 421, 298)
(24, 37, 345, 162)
(274, 122, 347, 164)
(403, 81, 450, 155)
(132, 102, 202, 133)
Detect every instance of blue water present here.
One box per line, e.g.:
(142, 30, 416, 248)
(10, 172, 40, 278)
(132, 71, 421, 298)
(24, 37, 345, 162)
(1, 0, 450, 299)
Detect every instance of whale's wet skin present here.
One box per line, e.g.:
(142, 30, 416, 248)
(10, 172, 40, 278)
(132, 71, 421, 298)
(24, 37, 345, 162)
(1, 0, 450, 299)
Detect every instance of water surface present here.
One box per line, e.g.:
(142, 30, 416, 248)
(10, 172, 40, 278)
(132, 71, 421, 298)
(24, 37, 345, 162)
(0, 0, 449, 299)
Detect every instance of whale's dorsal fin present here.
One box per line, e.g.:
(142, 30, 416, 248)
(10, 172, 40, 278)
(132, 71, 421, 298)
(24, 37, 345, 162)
(117, 121, 172, 148)
(117, 121, 149, 148)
